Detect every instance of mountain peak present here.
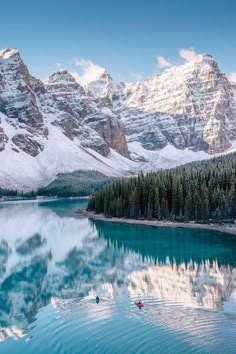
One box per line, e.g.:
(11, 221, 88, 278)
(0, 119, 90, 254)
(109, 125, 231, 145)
(194, 53, 215, 63)
(187, 53, 221, 73)
(57, 69, 69, 74)
(85, 68, 114, 102)
(0, 48, 20, 59)
(97, 69, 112, 81)
(201, 53, 213, 59)
(44, 70, 79, 86)
(180, 53, 219, 69)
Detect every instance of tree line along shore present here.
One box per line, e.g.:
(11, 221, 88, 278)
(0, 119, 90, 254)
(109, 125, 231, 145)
(88, 153, 236, 225)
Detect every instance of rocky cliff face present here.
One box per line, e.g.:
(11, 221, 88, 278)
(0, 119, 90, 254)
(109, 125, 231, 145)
(44, 69, 91, 120)
(0, 49, 48, 156)
(86, 70, 115, 108)
(44, 69, 128, 157)
(0, 48, 235, 190)
(117, 54, 236, 154)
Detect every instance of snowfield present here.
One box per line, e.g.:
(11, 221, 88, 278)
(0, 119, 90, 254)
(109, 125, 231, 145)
(0, 113, 141, 190)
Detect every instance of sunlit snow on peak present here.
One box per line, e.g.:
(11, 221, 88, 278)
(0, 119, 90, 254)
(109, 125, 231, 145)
(0, 48, 19, 59)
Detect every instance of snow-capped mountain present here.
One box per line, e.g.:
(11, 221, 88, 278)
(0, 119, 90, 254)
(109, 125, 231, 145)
(0, 48, 235, 190)
(119, 54, 236, 156)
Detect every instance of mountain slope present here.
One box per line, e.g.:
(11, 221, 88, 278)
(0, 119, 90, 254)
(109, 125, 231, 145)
(117, 54, 236, 155)
(0, 111, 137, 190)
(0, 48, 235, 190)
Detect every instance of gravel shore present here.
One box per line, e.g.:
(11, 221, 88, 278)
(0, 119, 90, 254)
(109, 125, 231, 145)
(79, 210, 236, 236)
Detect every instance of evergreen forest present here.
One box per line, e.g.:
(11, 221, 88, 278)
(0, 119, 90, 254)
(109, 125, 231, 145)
(88, 153, 236, 223)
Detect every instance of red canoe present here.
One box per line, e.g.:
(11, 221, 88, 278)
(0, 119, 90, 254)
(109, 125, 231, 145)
(135, 302, 144, 308)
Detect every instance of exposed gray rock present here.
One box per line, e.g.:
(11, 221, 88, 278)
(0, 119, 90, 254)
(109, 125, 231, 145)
(0, 49, 45, 131)
(12, 134, 44, 157)
(119, 54, 236, 154)
(44, 69, 128, 157)
(84, 111, 129, 156)
(0, 127, 8, 152)
(45, 70, 89, 117)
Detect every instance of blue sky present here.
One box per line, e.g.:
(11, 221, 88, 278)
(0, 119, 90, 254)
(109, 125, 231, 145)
(1, 0, 236, 82)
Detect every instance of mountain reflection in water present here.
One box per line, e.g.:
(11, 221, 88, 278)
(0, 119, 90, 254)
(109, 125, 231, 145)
(0, 199, 235, 352)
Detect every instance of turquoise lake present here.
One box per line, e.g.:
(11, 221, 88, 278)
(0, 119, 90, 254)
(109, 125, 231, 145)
(0, 198, 236, 353)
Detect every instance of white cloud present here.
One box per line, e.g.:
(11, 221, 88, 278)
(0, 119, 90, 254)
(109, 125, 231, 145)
(130, 72, 144, 81)
(157, 56, 172, 68)
(228, 72, 236, 83)
(71, 58, 105, 86)
(179, 48, 199, 62)
(156, 48, 200, 70)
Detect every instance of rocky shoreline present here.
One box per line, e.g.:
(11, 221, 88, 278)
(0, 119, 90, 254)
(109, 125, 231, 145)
(79, 210, 236, 236)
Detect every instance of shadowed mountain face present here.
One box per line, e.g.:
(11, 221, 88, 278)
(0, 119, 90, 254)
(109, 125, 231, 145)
(0, 200, 236, 345)
(0, 49, 236, 190)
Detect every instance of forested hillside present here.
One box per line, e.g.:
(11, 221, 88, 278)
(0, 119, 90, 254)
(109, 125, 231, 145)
(0, 171, 114, 199)
(88, 153, 236, 223)
(37, 170, 115, 197)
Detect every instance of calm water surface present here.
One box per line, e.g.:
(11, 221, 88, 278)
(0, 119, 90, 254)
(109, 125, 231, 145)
(0, 199, 236, 353)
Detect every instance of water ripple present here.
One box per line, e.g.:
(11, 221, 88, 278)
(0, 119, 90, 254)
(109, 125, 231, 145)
(20, 295, 236, 354)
